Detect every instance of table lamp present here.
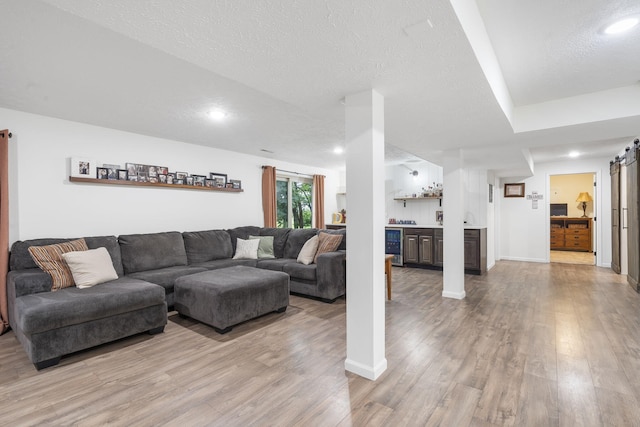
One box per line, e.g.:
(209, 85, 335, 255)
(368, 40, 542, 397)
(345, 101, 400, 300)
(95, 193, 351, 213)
(576, 192, 592, 217)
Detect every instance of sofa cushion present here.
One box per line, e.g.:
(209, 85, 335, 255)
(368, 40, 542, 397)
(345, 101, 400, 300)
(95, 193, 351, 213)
(319, 228, 347, 251)
(10, 236, 124, 276)
(127, 265, 207, 293)
(191, 258, 258, 270)
(297, 235, 318, 265)
(119, 232, 188, 274)
(259, 228, 291, 258)
(283, 228, 318, 259)
(283, 262, 317, 282)
(233, 238, 260, 260)
(314, 232, 344, 263)
(182, 230, 233, 264)
(27, 239, 89, 291)
(227, 226, 261, 254)
(62, 247, 119, 289)
(14, 277, 165, 334)
(249, 235, 275, 259)
(256, 258, 296, 272)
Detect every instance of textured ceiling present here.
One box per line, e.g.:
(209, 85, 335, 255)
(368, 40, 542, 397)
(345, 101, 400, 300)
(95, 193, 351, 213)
(1, 0, 639, 175)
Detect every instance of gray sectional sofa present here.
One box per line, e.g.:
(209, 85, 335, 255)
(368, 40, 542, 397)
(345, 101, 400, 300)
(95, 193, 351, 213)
(6, 227, 346, 369)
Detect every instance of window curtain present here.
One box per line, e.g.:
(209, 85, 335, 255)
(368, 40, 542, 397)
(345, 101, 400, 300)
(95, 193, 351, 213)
(313, 174, 325, 229)
(0, 130, 10, 335)
(262, 166, 277, 227)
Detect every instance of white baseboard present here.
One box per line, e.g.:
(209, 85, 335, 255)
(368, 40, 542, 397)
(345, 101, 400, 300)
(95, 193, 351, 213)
(499, 256, 547, 263)
(345, 357, 387, 381)
(442, 290, 466, 299)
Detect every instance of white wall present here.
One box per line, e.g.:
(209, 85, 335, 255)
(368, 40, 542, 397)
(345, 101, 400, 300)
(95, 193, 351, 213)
(384, 163, 444, 225)
(3, 108, 339, 244)
(499, 157, 611, 267)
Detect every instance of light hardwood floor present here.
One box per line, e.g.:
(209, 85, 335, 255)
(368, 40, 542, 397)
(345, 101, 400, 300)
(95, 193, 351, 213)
(1, 261, 639, 426)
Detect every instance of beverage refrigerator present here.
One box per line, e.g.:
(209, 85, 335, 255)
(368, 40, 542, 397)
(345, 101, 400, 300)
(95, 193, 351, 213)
(385, 227, 403, 266)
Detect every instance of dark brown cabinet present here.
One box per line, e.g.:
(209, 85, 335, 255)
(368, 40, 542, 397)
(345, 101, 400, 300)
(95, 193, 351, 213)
(404, 227, 485, 275)
(404, 234, 419, 264)
(419, 234, 433, 264)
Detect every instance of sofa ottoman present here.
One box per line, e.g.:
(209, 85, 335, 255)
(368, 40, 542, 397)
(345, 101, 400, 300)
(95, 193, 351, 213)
(174, 266, 289, 333)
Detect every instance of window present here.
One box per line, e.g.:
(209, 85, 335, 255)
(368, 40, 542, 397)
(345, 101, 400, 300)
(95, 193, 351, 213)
(276, 175, 313, 228)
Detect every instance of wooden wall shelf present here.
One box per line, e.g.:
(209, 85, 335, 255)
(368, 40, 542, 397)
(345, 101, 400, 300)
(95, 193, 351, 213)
(69, 176, 243, 192)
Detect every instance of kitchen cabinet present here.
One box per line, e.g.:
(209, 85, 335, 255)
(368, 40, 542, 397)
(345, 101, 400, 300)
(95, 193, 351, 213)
(404, 234, 419, 264)
(405, 227, 485, 275)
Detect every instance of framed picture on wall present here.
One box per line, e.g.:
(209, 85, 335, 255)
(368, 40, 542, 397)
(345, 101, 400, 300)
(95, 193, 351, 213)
(96, 167, 109, 180)
(70, 157, 96, 178)
(504, 183, 525, 198)
(209, 172, 227, 188)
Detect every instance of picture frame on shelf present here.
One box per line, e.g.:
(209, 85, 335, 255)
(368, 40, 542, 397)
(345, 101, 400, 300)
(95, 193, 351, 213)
(229, 179, 242, 189)
(137, 172, 148, 183)
(186, 176, 194, 186)
(209, 172, 227, 188)
(70, 157, 96, 178)
(226, 183, 234, 189)
(157, 166, 169, 175)
(176, 171, 188, 180)
(192, 175, 206, 187)
(96, 167, 109, 180)
(117, 169, 128, 180)
(205, 179, 214, 188)
(167, 173, 175, 184)
(504, 183, 525, 198)
(126, 163, 138, 180)
(148, 166, 158, 178)
(158, 174, 168, 184)
(175, 179, 184, 185)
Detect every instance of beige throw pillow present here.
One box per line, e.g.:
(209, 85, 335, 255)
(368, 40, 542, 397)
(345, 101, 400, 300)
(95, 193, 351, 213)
(297, 235, 319, 265)
(62, 247, 119, 289)
(233, 238, 260, 260)
(28, 238, 89, 291)
(314, 232, 343, 263)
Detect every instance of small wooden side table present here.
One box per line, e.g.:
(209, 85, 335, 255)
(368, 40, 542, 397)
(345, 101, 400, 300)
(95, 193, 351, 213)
(385, 254, 394, 300)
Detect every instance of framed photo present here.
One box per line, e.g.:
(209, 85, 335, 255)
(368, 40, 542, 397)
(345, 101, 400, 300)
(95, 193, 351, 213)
(126, 163, 138, 180)
(148, 166, 159, 178)
(229, 179, 242, 189)
(158, 174, 168, 184)
(192, 175, 206, 187)
(96, 167, 109, 180)
(137, 172, 148, 183)
(148, 177, 158, 184)
(226, 182, 234, 189)
(205, 179, 214, 188)
(186, 176, 194, 186)
(209, 172, 227, 188)
(70, 157, 96, 178)
(175, 178, 184, 185)
(504, 183, 525, 198)
(175, 171, 188, 180)
(436, 210, 443, 224)
(117, 169, 128, 180)
(157, 166, 169, 175)
(167, 173, 175, 184)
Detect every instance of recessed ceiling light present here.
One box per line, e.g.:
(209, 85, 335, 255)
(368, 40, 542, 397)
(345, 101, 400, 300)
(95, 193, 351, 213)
(207, 110, 227, 121)
(569, 151, 580, 158)
(333, 147, 344, 154)
(603, 16, 639, 35)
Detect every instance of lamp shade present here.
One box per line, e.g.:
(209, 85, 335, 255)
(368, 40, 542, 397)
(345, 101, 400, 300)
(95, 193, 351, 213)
(576, 192, 593, 202)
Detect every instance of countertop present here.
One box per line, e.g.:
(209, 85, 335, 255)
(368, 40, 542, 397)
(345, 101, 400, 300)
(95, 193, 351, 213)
(326, 223, 486, 230)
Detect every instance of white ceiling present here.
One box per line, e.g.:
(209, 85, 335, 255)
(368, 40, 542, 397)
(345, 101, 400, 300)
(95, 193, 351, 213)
(1, 0, 639, 176)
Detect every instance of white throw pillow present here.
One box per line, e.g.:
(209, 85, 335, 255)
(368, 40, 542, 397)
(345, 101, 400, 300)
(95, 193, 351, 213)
(61, 247, 119, 289)
(233, 238, 260, 260)
(297, 235, 319, 265)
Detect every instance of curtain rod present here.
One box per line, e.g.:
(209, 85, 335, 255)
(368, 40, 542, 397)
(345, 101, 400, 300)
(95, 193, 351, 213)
(262, 165, 321, 179)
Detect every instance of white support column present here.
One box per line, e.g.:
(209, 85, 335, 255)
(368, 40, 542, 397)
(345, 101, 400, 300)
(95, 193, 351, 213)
(442, 149, 466, 299)
(344, 89, 387, 380)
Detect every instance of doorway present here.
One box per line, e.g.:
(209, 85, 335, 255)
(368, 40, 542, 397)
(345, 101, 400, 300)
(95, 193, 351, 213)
(549, 173, 596, 265)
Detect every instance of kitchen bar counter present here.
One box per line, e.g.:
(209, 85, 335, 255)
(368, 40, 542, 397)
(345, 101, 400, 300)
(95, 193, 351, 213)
(326, 223, 487, 275)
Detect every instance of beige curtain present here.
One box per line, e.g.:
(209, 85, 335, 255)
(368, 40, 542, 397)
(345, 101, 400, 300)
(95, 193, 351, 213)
(262, 166, 277, 227)
(0, 130, 10, 334)
(313, 174, 325, 229)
